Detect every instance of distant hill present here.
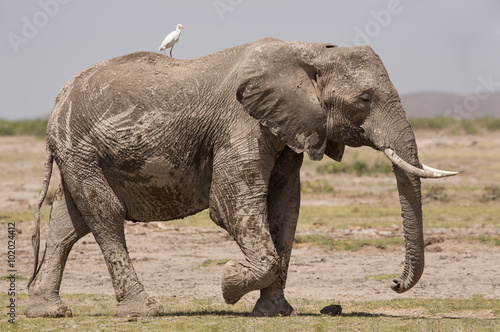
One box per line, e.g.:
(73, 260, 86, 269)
(401, 92, 500, 118)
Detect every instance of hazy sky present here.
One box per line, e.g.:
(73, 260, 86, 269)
(1, 0, 499, 120)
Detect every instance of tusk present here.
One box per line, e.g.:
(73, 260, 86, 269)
(420, 163, 459, 176)
(383, 148, 458, 178)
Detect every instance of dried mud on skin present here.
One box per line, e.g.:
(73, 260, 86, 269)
(1, 136, 500, 305)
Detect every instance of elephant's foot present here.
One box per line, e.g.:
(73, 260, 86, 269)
(117, 291, 164, 317)
(222, 260, 255, 304)
(222, 258, 279, 305)
(25, 294, 72, 318)
(252, 288, 297, 317)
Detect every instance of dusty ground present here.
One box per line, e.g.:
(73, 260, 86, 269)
(1, 135, 500, 309)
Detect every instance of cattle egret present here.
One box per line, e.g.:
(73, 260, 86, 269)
(159, 24, 184, 57)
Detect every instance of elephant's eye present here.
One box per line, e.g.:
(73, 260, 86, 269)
(359, 93, 371, 103)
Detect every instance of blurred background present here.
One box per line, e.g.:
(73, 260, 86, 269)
(1, 0, 499, 121)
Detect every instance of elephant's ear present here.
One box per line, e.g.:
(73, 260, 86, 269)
(236, 39, 327, 161)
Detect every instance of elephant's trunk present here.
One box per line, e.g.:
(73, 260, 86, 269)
(368, 105, 455, 292)
(392, 165, 424, 293)
(388, 124, 424, 293)
(330, 98, 457, 293)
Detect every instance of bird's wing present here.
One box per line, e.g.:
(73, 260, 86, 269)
(159, 31, 177, 50)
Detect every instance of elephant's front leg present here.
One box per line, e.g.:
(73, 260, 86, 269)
(252, 147, 303, 317)
(220, 227, 280, 306)
(210, 152, 281, 307)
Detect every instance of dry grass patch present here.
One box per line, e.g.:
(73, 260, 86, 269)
(3, 294, 500, 331)
(200, 259, 231, 267)
(294, 234, 404, 251)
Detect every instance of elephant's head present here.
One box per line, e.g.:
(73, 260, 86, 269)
(237, 38, 457, 293)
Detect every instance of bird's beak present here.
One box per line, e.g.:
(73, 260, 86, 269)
(180, 25, 185, 29)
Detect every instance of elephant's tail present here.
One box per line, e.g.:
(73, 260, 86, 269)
(28, 147, 54, 289)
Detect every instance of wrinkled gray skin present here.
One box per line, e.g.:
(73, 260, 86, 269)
(27, 38, 425, 318)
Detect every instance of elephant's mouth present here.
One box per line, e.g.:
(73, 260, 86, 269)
(382, 148, 457, 179)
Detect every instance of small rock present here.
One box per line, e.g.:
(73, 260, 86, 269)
(320, 304, 342, 316)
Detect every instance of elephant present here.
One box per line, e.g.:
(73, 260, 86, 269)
(26, 37, 456, 318)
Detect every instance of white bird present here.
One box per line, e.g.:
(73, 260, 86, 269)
(158, 24, 184, 57)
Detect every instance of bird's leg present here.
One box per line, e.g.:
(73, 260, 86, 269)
(170, 45, 174, 57)
(163, 50, 166, 55)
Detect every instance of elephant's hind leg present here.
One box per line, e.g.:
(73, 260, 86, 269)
(26, 184, 90, 318)
(68, 171, 163, 317)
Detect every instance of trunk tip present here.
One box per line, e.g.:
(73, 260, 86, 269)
(391, 277, 416, 294)
(391, 278, 405, 293)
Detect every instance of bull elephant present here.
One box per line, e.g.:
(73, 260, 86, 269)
(26, 37, 456, 318)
